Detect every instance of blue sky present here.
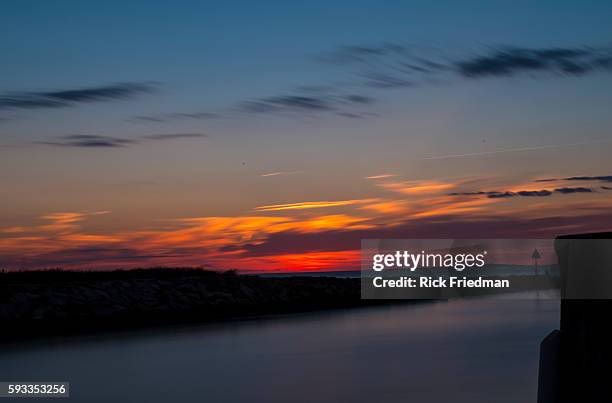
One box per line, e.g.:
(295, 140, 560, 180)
(2, 0, 612, 139)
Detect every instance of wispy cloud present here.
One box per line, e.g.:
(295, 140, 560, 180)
(321, 43, 612, 88)
(260, 171, 303, 177)
(0, 82, 157, 111)
(129, 42, 612, 124)
(239, 93, 374, 114)
(1, 226, 27, 234)
(38, 133, 207, 148)
(132, 111, 218, 123)
(449, 187, 594, 198)
(141, 133, 207, 141)
(422, 139, 612, 160)
(365, 174, 397, 179)
(456, 47, 612, 78)
(535, 175, 612, 183)
(40, 135, 135, 148)
(132, 90, 376, 122)
(555, 187, 594, 194)
(2, 173, 610, 270)
(379, 180, 456, 195)
(40, 211, 110, 233)
(254, 199, 372, 212)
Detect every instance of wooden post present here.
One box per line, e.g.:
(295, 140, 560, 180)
(538, 232, 612, 403)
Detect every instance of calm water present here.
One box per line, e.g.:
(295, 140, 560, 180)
(1, 296, 558, 403)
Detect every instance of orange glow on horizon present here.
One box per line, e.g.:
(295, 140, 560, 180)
(1, 174, 610, 271)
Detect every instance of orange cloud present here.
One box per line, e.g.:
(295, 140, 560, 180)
(2, 174, 609, 271)
(254, 199, 372, 212)
(39, 211, 112, 234)
(411, 196, 496, 218)
(360, 200, 411, 215)
(295, 214, 372, 231)
(1, 226, 27, 234)
(379, 180, 456, 195)
(60, 234, 122, 243)
(40, 212, 87, 233)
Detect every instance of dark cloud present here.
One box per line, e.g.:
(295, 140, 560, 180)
(40, 135, 135, 148)
(321, 44, 407, 63)
(294, 85, 337, 93)
(516, 190, 553, 197)
(239, 92, 375, 116)
(455, 47, 612, 78)
(241, 95, 335, 113)
(132, 42, 612, 123)
(562, 175, 612, 182)
(449, 191, 508, 197)
(449, 190, 532, 198)
(0, 82, 157, 111)
(535, 175, 612, 183)
(320, 43, 443, 89)
(39, 133, 207, 148)
(451, 187, 594, 198)
(132, 116, 168, 123)
(342, 94, 375, 104)
(141, 91, 375, 121)
(336, 112, 364, 119)
(131, 86, 373, 122)
(319, 43, 612, 90)
(362, 72, 413, 88)
(132, 111, 218, 123)
(487, 192, 517, 198)
(554, 187, 593, 194)
(130, 42, 612, 124)
(142, 133, 207, 141)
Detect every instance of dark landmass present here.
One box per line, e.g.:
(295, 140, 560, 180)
(0, 268, 381, 340)
(0, 266, 563, 341)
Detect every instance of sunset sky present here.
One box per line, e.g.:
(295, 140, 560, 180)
(1, 0, 612, 271)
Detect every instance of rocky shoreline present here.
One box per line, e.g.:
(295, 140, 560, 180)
(0, 268, 373, 340)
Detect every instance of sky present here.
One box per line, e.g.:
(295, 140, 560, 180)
(1, 0, 612, 271)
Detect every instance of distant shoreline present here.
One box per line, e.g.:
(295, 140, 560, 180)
(0, 267, 560, 341)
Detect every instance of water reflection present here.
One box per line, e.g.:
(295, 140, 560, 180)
(1, 296, 558, 403)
